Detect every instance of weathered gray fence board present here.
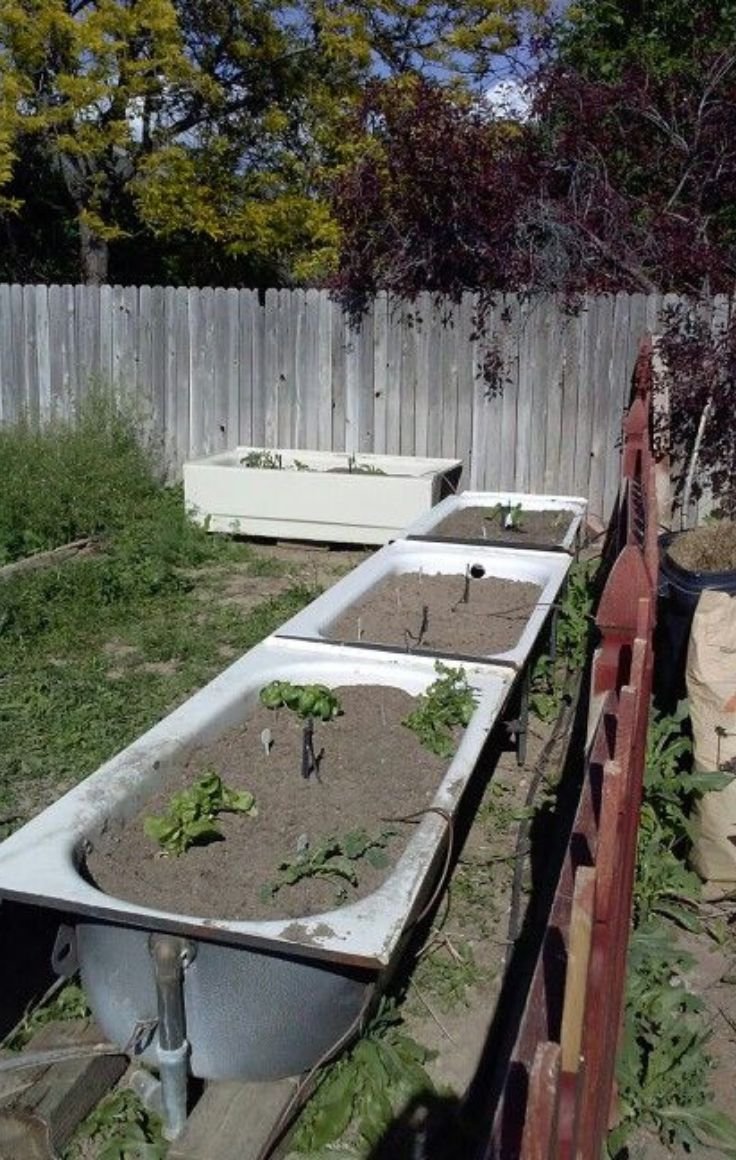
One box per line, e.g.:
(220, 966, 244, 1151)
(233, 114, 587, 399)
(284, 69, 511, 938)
(0, 284, 11, 422)
(455, 294, 475, 488)
(246, 289, 262, 447)
(0, 284, 688, 518)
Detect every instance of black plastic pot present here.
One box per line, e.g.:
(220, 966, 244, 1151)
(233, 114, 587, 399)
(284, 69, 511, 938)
(656, 531, 736, 709)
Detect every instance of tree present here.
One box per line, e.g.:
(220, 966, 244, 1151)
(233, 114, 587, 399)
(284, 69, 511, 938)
(0, 0, 547, 284)
(329, 0, 736, 509)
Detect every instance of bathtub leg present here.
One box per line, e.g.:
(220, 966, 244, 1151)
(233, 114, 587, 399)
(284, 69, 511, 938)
(150, 934, 195, 1140)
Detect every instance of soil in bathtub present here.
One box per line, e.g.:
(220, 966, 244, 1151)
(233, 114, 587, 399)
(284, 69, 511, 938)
(86, 686, 454, 922)
(430, 505, 577, 546)
(326, 572, 542, 657)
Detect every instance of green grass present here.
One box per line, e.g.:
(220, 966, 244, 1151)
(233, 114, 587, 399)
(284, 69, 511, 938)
(0, 408, 320, 831)
(0, 391, 159, 564)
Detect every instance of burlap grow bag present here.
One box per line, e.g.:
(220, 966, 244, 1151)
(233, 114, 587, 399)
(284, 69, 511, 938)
(688, 590, 736, 890)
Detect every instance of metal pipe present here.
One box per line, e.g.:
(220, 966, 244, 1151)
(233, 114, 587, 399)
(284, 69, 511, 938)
(149, 934, 194, 1141)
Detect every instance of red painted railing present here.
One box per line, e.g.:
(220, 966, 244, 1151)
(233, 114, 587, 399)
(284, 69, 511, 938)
(481, 336, 658, 1160)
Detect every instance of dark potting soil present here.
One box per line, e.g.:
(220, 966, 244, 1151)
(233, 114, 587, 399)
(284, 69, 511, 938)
(431, 507, 576, 546)
(667, 522, 736, 573)
(86, 687, 452, 922)
(327, 573, 542, 658)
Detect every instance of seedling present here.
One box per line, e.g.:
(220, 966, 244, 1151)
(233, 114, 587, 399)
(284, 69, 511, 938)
(260, 681, 341, 782)
(262, 827, 396, 904)
(345, 450, 387, 473)
(403, 661, 477, 757)
(503, 502, 524, 530)
(240, 449, 282, 469)
(259, 680, 342, 722)
(292, 459, 312, 471)
(482, 502, 524, 531)
(144, 770, 256, 857)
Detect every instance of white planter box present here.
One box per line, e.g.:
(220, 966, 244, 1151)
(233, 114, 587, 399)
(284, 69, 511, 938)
(403, 491, 588, 552)
(0, 639, 511, 1081)
(183, 448, 462, 545)
(276, 540, 572, 671)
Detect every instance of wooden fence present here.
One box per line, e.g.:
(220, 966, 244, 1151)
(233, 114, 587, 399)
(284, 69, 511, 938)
(0, 284, 725, 520)
(480, 338, 658, 1158)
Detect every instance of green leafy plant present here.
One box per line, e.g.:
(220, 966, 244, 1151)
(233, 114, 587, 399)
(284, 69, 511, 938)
(292, 999, 435, 1156)
(528, 654, 563, 723)
(144, 770, 256, 857)
(636, 707, 733, 930)
(482, 502, 524, 531)
(610, 921, 736, 1159)
(263, 827, 396, 904)
(610, 710, 736, 1157)
(259, 680, 342, 721)
(403, 661, 477, 757)
(66, 1089, 166, 1160)
(503, 502, 524, 530)
(240, 449, 282, 469)
(556, 557, 598, 670)
(292, 458, 312, 471)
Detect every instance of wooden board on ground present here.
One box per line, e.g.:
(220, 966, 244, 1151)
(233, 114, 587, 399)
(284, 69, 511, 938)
(0, 1019, 126, 1159)
(168, 1077, 298, 1160)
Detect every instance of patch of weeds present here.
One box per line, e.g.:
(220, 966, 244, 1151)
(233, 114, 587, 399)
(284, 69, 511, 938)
(144, 770, 257, 857)
(0, 391, 157, 565)
(4, 982, 90, 1051)
(403, 662, 477, 757)
(64, 1088, 166, 1160)
(528, 655, 562, 723)
(412, 937, 486, 1012)
(610, 922, 736, 1159)
(262, 828, 396, 905)
(610, 710, 736, 1157)
(529, 557, 598, 723)
(477, 781, 518, 834)
(291, 999, 434, 1157)
(636, 707, 732, 931)
(556, 557, 598, 671)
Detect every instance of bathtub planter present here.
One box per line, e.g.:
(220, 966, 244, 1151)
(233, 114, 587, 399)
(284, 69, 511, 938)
(0, 639, 511, 1083)
(403, 491, 588, 552)
(183, 448, 462, 545)
(276, 540, 572, 671)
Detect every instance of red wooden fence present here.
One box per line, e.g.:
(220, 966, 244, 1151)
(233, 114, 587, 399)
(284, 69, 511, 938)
(481, 336, 658, 1159)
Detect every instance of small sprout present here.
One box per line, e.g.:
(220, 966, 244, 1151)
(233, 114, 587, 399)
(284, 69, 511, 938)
(293, 459, 311, 471)
(260, 728, 273, 755)
(240, 449, 282, 469)
(503, 503, 524, 531)
(144, 770, 257, 857)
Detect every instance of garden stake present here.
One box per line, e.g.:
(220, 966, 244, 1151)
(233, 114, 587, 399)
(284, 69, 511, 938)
(260, 728, 272, 756)
(301, 719, 322, 781)
(301, 719, 314, 779)
(461, 564, 471, 605)
(417, 603, 429, 646)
